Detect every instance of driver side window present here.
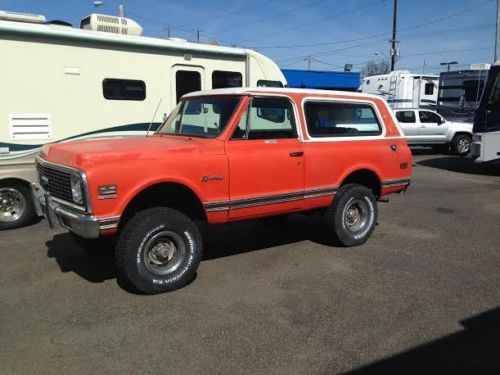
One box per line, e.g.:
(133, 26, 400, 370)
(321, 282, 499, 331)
(231, 97, 297, 140)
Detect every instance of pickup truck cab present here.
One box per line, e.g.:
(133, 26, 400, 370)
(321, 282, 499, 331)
(36, 88, 412, 293)
(394, 108, 472, 155)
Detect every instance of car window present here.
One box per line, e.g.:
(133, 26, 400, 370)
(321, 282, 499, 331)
(419, 111, 442, 123)
(396, 111, 416, 123)
(232, 97, 297, 140)
(304, 101, 382, 137)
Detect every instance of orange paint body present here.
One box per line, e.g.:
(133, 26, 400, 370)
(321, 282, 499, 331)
(39, 89, 412, 235)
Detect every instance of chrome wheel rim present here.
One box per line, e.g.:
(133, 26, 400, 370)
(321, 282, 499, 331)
(457, 138, 470, 154)
(0, 187, 26, 223)
(143, 231, 186, 276)
(343, 197, 369, 233)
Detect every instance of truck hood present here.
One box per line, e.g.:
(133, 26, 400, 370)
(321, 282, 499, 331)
(41, 135, 201, 169)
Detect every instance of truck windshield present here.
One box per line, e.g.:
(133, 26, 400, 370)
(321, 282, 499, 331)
(157, 96, 241, 138)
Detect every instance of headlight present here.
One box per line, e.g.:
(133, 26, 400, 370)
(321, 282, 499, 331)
(70, 175, 83, 204)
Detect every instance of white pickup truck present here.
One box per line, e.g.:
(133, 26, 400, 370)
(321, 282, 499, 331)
(394, 109, 473, 155)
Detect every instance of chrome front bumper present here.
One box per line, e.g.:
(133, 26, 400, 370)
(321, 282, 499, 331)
(33, 185, 119, 239)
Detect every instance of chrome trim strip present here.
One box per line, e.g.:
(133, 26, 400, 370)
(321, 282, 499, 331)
(35, 156, 92, 213)
(382, 178, 410, 188)
(203, 186, 338, 212)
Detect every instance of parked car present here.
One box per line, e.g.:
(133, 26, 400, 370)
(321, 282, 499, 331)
(35, 88, 412, 294)
(394, 108, 472, 155)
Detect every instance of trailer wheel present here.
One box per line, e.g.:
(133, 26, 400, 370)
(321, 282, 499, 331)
(451, 134, 472, 156)
(115, 207, 202, 294)
(0, 182, 35, 230)
(324, 184, 378, 247)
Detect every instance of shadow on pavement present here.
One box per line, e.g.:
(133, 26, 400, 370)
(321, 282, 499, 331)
(45, 215, 332, 285)
(46, 233, 116, 283)
(417, 157, 500, 177)
(344, 306, 500, 375)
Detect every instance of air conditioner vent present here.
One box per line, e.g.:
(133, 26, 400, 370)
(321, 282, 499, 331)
(9, 114, 52, 141)
(80, 14, 143, 36)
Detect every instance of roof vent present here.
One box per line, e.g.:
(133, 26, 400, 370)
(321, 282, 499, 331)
(0, 10, 46, 24)
(80, 14, 143, 36)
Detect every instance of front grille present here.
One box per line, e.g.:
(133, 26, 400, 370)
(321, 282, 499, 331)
(37, 163, 75, 204)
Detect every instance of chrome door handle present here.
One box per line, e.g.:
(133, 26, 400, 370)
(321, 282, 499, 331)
(390, 144, 397, 151)
(289, 151, 304, 157)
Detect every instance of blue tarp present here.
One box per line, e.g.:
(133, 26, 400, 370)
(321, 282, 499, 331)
(282, 69, 360, 91)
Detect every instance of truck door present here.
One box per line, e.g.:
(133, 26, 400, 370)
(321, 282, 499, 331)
(418, 110, 448, 142)
(225, 96, 304, 219)
(172, 65, 205, 108)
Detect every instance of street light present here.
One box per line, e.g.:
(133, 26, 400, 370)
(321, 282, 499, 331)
(440, 61, 458, 72)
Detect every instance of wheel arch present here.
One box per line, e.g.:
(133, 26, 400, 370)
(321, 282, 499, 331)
(339, 168, 382, 198)
(118, 180, 207, 231)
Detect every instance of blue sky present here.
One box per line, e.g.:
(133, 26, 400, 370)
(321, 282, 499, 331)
(0, 0, 494, 73)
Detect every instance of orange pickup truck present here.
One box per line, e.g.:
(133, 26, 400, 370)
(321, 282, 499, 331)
(36, 87, 412, 293)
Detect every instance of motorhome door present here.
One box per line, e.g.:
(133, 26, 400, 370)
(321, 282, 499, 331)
(172, 65, 205, 108)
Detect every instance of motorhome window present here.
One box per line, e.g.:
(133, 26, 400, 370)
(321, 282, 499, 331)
(257, 80, 284, 88)
(232, 97, 296, 140)
(305, 102, 382, 137)
(176, 71, 201, 103)
(424, 83, 434, 95)
(157, 96, 241, 138)
(464, 79, 485, 102)
(212, 71, 243, 89)
(419, 111, 441, 123)
(487, 74, 500, 108)
(102, 79, 146, 101)
(396, 111, 416, 123)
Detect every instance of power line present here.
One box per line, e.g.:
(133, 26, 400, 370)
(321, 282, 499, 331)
(216, 0, 277, 18)
(210, 0, 328, 33)
(237, 0, 387, 44)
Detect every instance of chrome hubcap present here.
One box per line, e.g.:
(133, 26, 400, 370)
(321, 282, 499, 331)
(143, 231, 186, 275)
(457, 138, 470, 154)
(343, 198, 369, 232)
(0, 188, 26, 223)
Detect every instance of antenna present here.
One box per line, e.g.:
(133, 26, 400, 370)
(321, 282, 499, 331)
(147, 98, 163, 136)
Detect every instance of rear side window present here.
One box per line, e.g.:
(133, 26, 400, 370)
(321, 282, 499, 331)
(176, 70, 201, 103)
(396, 111, 416, 123)
(103, 79, 146, 101)
(212, 71, 243, 89)
(304, 101, 382, 137)
(419, 111, 442, 123)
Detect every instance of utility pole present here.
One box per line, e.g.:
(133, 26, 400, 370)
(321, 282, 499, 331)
(165, 26, 171, 39)
(118, 4, 124, 18)
(197, 28, 202, 43)
(390, 0, 398, 71)
(422, 59, 426, 74)
(495, 0, 500, 61)
(307, 55, 312, 71)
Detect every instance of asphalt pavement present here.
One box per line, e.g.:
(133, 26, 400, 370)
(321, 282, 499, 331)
(1, 150, 500, 375)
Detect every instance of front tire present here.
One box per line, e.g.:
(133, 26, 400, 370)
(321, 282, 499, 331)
(451, 134, 472, 156)
(324, 184, 378, 247)
(115, 207, 202, 294)
(0, 182, 35, 230)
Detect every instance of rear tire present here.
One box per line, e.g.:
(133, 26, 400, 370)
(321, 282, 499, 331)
(324, 184, 378, 247)
(115, 207, 202, 294)
(0, 182, 35, 230)
(451, 134, 472, 156)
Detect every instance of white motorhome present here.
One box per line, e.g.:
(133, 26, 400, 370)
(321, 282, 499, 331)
(360, 70, 438, 110)
(0, 10, 287, 229)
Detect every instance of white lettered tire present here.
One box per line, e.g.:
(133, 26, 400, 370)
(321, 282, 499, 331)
(115, 207, 202, 294)
(324, 184, 378, 246)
